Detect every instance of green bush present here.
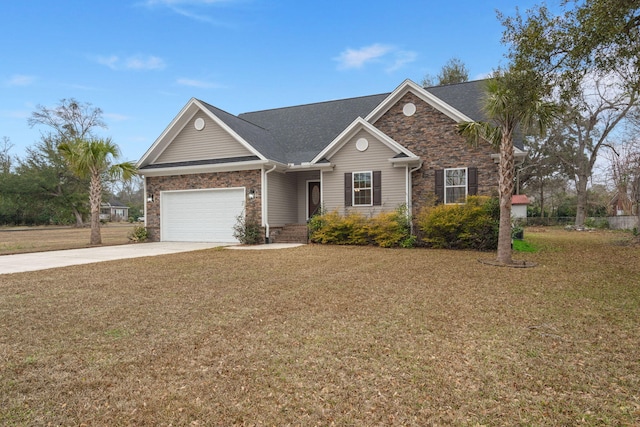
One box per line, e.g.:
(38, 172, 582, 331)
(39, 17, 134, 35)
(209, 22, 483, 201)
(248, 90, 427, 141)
(128, 225, 149, 243)
(309, 210, 368, 245)
(416, 196, 499, 250)
(232, 211, 264, 244)
(367, 204, 414, 248)
(309, 204, 414, 247)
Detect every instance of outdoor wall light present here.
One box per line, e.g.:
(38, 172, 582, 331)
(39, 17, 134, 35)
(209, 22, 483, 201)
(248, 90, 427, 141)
(147, 193, 154, 203)
(248, 189, 256, 200)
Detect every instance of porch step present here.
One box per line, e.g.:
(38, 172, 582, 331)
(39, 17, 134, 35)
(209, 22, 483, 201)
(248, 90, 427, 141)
(271, 224, 308, 244)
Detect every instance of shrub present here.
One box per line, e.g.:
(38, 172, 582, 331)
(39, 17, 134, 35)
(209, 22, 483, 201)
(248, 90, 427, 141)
(367, 204, 415, 248)
(309, 205, 415, 248)
(232, 211, 264, 244)
(309, 210, 368, 245)
(128, 225, 149, 243)
(416, 196, 499, 250)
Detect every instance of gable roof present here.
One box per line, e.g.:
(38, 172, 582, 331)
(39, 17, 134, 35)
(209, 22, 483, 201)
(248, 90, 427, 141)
(238, 94, 388, 164)
(139, 79, 507, 169)
(311, 117, 420, 164)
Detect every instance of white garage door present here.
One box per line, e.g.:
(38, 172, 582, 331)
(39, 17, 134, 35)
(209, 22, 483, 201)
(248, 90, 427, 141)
(161, 188, 245, 242)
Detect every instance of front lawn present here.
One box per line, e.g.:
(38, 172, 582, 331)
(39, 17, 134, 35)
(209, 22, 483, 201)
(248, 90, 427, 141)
(1, 229, 638, 425)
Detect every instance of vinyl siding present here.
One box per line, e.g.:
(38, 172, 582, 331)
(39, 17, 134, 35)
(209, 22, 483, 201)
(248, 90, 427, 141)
(322, 129, 406, 215)
(155, 112, 253, 164)
(266, 171, 298, 226)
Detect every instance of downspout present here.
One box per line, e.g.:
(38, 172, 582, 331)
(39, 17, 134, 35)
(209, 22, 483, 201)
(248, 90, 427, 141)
(408, 163, 422, 233)
(263, 164, 277, 243)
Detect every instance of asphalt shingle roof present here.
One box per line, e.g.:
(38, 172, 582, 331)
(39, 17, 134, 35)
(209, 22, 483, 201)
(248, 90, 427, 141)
(201, 80, 492, 165)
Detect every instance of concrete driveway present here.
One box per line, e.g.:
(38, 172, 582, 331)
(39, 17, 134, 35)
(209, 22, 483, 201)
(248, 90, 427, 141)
(0, 242, 232, 275)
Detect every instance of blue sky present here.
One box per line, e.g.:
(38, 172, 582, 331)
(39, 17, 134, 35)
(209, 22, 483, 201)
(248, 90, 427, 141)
(1, 0, 554, 163)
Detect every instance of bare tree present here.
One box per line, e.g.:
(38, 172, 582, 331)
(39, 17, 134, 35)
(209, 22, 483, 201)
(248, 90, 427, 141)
(0, 136, 13, 174)
(28, 98, 106, 140)
(548, 73, 638, 225)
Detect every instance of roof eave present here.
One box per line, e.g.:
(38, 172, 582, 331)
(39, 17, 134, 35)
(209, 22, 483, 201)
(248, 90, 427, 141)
(139, 159, 269, 177)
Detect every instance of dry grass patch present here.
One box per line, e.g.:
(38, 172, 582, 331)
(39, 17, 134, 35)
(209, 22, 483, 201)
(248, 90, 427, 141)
(0, 224, 134, 255)
(1, 229, 639, 425)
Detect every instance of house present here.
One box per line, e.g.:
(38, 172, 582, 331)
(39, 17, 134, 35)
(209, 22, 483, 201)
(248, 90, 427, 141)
(138, 79, 523, 243)
(511, 194, 530, 220)
(100, 200, 129, 222)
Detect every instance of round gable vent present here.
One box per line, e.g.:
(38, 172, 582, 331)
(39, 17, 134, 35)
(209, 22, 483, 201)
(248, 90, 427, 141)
(194, 117, 205, 131)
(403, 102, 417, 117)
(356, 137, 369, 152)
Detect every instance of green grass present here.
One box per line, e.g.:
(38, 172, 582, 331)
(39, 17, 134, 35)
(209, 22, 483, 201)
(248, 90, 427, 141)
(512, 238, 538, 252)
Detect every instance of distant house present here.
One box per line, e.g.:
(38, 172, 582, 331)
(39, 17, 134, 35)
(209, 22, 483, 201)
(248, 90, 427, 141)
(100, 200, 129, 222)
(138, 79, 526, 243)
(511, 194, 530, 220)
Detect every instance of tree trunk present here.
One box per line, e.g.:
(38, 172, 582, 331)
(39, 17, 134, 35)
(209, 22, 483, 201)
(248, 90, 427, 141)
(72, 206, 84, 227)
(575, 173, 588, 227)
(540, 180, 544, 219)
(497, 132, 515, 265)
(89, 173, 102, 245)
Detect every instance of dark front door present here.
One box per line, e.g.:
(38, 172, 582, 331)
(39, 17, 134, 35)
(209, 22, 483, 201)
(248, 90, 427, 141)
(308, 181, 321, 219)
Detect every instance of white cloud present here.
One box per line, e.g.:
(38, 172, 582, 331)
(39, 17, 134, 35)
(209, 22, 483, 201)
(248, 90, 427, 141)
(335, 44, 393, 70)
(334, 44, 417, 72)
(141, 0, 236, 24)
(104, 113, 130, 122)
(6, 74, 36, 86)
(125, 55, 166, 70)
(94, 54, 166, 71)
(386, 51, 418, 73)
(177, 78, 224, 89)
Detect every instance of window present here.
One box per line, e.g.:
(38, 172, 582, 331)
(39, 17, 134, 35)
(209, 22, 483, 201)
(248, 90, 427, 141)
(345, 171, 381, 207)
(353, 171, 372, 206)
(445, 168, 467, 204)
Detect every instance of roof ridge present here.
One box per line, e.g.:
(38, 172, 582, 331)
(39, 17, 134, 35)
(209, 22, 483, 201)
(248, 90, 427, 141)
(197, 99, 270, 131)
(239, 92, 390, 116)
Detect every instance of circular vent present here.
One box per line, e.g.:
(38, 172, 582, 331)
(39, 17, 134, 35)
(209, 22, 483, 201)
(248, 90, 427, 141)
(356, 137, 369, 152)
(403, 103, 416, 117)
(194, 117, 205, 131)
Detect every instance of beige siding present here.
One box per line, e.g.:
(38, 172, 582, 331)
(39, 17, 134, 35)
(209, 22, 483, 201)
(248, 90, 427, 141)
(266, 171, 298, 226)
(295, 171, 321, 222)
(322, 129, 407, 216)
(155, 112, 253, 164)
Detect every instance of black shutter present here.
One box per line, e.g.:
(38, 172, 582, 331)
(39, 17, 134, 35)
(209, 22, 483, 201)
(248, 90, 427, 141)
(344, 172, 352, 207)
(373, 171, 382, 206)
(435, 169, 444, 204)
(468, 167, 478, 196)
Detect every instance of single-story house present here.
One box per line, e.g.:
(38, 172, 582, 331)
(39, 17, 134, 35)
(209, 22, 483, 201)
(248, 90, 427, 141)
(511, 194, 530, 220)
(100, 200, 129, 222)
(138, 79, 524, 243)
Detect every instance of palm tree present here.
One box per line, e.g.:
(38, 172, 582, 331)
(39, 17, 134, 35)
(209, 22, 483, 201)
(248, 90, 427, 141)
(458, 69, 556, 265)
(58, 138, 137, 245)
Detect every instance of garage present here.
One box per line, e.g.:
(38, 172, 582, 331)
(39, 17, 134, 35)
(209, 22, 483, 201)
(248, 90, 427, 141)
(160, 188, 245, 242)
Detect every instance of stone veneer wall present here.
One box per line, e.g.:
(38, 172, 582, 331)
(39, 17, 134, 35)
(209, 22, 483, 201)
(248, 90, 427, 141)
(373, 92, 499, 215)
(145, 169, 262, 242)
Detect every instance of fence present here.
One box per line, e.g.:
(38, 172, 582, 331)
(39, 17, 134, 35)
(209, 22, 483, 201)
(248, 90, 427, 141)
(523, 216, 638, 230)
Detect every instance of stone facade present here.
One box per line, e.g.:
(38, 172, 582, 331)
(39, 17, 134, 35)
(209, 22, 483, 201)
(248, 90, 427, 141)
(373, 92, 499, 215)
(145, 169, 262, 242)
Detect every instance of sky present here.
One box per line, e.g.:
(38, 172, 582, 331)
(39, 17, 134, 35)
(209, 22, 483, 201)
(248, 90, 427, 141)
(1, 0, 558, 164)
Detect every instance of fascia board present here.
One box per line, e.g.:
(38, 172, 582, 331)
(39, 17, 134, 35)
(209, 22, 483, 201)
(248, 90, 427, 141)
(137, 98, 199, 167)
(139, 159, 268, 177)
(310, 117, 416, 164)
(137, 98, 267, 168)
(192, 99, 267, 161)
(365, 79, 473, 124)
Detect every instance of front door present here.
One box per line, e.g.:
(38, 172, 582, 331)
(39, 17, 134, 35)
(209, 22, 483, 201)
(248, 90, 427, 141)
(307, 181, 321, 219)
